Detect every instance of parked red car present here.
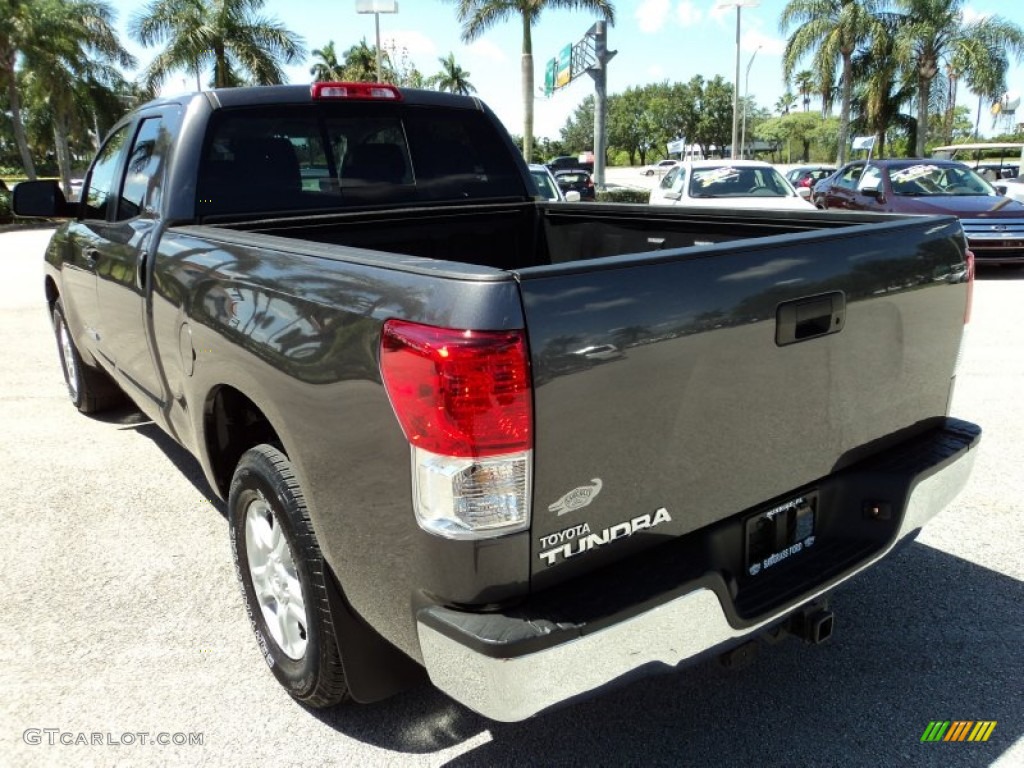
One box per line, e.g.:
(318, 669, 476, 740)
(784, 165, 834, 199)
(812, 159, 1024, 265)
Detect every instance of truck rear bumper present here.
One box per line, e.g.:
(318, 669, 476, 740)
(416, 418, 980, 722)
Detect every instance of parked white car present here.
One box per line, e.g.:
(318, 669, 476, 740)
(649, 160, 815, 210)
(641, 159, 681, 176)
(993, 176, 1024, 203)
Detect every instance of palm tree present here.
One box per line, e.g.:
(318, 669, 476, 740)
(794, 69, 815, 112)
(0, 0, 38, 177)
(775, 91, 798, 115)
(428, 52, 477, 95)
(959, 44, 1009, 140)
(781, 0, 884, 166)
(309, 40, 345, 82)
(891, 0, 1024, 156)
(340, 38, 379, 82)
(850, 16, 915, 156)
(450, 0, 616, 163)
(1, 0, 134, 180)
(130, 0, 306, 91)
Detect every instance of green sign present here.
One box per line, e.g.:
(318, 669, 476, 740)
(544, 58, 556, 97)
(556, 44, 572, 88)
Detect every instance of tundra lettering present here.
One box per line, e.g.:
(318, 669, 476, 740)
(538, 508, 673, 566)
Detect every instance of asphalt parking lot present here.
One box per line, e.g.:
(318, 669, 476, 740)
(1, 227, 1021, 767)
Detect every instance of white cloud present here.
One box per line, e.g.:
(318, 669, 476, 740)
(961, 6, 991, 24)
(636, 0, 671, 34)
(677, 0, 703, 26)
(648, 64, 667, 80)
(382, 30, 438, 58)
(466, 39, 507, 63)
(743, 30, 786, 57)
(708, 2, 732, 24)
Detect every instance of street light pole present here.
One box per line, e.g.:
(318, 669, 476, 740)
(715, 0, 759, 160)
(356, 1, 398, 83)
(740, 45, 761, 159)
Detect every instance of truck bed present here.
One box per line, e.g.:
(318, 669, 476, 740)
(208, 200, 869, 270)
(195, 203, 970, 590)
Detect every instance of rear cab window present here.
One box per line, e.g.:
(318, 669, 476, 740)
(196, 103, 525, 219)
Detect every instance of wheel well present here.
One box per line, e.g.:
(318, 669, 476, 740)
(204, 386, 282, 497)
(44, 277, 58, 307)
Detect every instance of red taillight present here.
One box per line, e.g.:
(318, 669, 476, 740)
(311, 81, 402, 101)
(380, 320, 532, 457)
(964, 249, 975, 324)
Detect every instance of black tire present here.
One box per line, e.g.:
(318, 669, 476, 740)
(52, 298, 123, 413)
(229, 444, 350, 708)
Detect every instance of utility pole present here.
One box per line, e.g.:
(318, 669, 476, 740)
(587, 20, 616, 191)
(356, 1, 398, 83)
(715, 0, 759, 159)
(740, 46, 761, 159)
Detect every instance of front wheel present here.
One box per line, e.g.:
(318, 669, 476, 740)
(229, 444, 350, 707)
(52, 298, 122, 413)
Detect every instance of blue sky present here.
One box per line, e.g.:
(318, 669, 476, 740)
(106, 0, 1024, 144)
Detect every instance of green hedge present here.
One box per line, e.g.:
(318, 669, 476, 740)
(596, 188, 650, 204)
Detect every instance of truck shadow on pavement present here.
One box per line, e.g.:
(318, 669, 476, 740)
(95, 403, 228, 518)
(315, 542, 1022, 767)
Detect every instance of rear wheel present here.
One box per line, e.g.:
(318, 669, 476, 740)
(52, 298, 122, 413)
(229, 444, 350, 707)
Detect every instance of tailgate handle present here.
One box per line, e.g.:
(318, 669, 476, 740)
(776, 292, 845, 346)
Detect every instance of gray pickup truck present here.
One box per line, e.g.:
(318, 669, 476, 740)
(14, 83, 980, 722)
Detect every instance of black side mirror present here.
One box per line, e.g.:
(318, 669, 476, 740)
(12, 180, 74, 218)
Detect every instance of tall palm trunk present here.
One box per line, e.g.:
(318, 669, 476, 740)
(4, 58, 37, 179)
(915, 72, 930, 157)
(944, 71, 958, 144)
(915, 53, 938, 157)
(53, 117, 73, 197)
(836, 52, 853, 167)
(215, 44, 228, 88)
(521, 14, 534, 163)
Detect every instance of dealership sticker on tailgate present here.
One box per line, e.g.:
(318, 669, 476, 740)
(745, 495, 817, 576)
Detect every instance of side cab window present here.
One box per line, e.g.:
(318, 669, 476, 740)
(660, 167, 679, 189)
(117, 116, 174, 220)
(83, 125, 131, 220)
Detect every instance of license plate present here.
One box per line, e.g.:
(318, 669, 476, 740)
(745, 493, 817, 577)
